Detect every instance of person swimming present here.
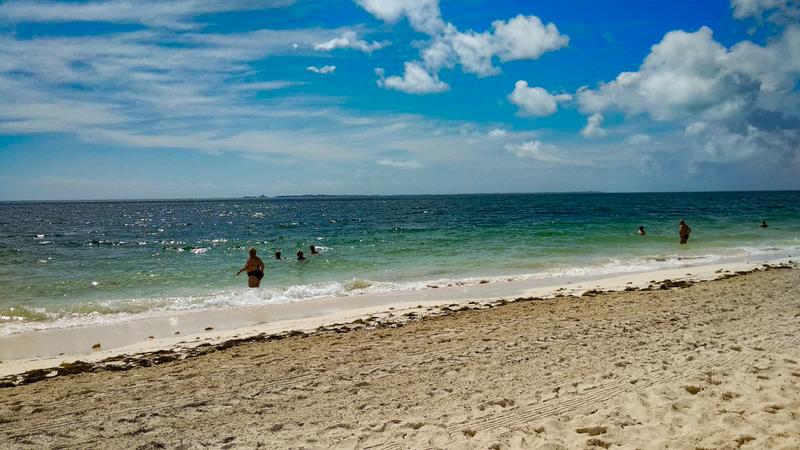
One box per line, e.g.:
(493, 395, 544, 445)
(296, 250, 306, 261)
(275, 250, 283, 260)
(638, 226, 646, 236)
(679, 220, 691, 244)
(236, 247, 265, 288)
(310, 245, 319, 255)
(761, 221, 769, 228)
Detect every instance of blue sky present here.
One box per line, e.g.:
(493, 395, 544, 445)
(0, 0, 799, 200)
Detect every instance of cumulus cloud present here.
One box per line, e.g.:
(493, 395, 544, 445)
(359, 0, 568, 90)
(731, 0, 800, 22)
(355, 0, 444, 35)
(375, 63, 449, 94)
(313, 30, 388, 52)
(307, 65, 337, 74)
(577, 27, 758, 121)
(492, 15, 570, 62)
(420, 16, 569, 77)
(376, 158, 424, 169)
(581, 113, 607, 138)
(0, 0, 293, 29)
(576, 24, 800, 165)
(508, 80, 571, 117)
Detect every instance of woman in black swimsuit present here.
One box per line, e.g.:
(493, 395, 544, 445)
(237, 247, 265, 288)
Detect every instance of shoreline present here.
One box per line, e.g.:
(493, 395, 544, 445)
(1, 254, 794, 385)
(1, 259, 798, 448)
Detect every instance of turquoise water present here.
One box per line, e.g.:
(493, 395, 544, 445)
(1, 192, 798, 334)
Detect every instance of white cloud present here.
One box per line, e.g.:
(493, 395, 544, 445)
(508, 80, 571, 117)
(358, 0, 568, 87)
(626, 133, 651, 145)
(0, 0, 293, 29)
(419, 16, 569, 78)
(576, 24, 800, 165)
(445, 26, 498, 76)
(505, 140, 584, 166)
(581, 113, 607, 138)
(422, 39, 454, 71)
(491, 15, 570, 62)
(488, 128, 508, 138)
(313, 30, 388, 53)
(0, 26, 415, 162)
(685, 122, 708, 135)
(577, 27, 757, 122)
(731, 0, 799, 22)
(355, 0, 445, 35)
(307, 65, 336, 74)
(375, 62, 449, 94)
(376, 158, 424, 169)
(232, 81, 305, 91)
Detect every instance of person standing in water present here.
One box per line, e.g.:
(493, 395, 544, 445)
(761, 221, 769, 228)
(310, 245, 319, 255)
(236, 248, 265, 288)
(679, 220, 691, 244)
(296, 250, 306, 261)
(638, 226, 646, 236)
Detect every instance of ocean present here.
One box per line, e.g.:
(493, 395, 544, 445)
(1, 191, 798, 335)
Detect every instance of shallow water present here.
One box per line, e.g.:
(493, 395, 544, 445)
(1, 192, 798, 334)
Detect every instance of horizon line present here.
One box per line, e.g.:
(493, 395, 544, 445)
(1, 189, 799, 203)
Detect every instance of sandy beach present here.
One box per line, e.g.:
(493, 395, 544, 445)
(1, 264, 799, 448)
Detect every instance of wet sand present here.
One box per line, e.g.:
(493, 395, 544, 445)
(1, 265, 799, 448)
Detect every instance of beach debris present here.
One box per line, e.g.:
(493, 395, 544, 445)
(658, 279, 693, 289)
(174, 331, 180, 335)
(91, 343, 101, 350)
(587, 438, 611, 448)
(576, 426, 607, 436)
(683, 385, 702, 395)
(734, 436, 756, 446)
(204, 327, 214, 331)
